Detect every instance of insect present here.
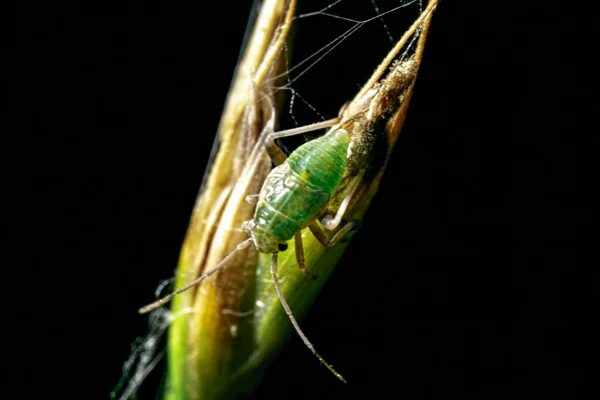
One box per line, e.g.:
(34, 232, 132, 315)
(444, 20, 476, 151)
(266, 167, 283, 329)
(139, 56, 420, 383)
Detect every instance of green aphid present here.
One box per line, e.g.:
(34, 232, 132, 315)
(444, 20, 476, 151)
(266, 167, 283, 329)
(249, 129, 349, 253)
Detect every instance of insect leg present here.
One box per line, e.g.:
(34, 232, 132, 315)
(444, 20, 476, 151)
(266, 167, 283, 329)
(321, 171, 365, 231)
(308, 221, 356, 248)
(265, 117, 340, 166)
(270, 253, 346, 383)
(294, 232, 316, 279)
(245, 194, 260, 205)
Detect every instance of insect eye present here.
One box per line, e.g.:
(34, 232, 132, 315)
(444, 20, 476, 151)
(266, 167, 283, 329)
(277, 243, 288, 252)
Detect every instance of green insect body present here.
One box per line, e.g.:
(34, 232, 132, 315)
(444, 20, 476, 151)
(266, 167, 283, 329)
(250, 129, 350, 253)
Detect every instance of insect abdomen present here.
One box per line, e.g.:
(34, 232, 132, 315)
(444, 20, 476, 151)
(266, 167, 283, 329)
(286, 129, 349, 194)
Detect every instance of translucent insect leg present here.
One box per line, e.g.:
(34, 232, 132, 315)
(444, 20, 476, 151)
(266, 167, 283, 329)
(245, 194, 260, 205)
(308, 221, 356, 248)
(138, 238, 254, 314)
(294, 232, 316, 279)
(321, 171, 365, 231)
(265, 117, 341, 166)
(269, 253, 346, 383)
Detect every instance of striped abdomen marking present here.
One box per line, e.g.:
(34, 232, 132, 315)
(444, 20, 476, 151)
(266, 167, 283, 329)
(252, 129, 350, 253)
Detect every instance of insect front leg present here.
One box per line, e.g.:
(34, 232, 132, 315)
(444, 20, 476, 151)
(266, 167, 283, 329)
(294, 232, 317, 280)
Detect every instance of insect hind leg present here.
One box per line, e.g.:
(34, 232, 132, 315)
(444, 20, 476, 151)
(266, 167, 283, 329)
(308, 174, 362, 248)
(309, 220, 356, 248)
(265, 118, 340, 166)
(320, 172, 364, 231)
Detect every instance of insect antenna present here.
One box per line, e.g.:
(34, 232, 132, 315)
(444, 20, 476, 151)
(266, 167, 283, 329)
(138, 238, 254, 314)
(269, 253, 347, 383)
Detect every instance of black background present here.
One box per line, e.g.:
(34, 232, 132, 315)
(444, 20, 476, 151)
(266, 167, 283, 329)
(20, 0, 594, 399)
